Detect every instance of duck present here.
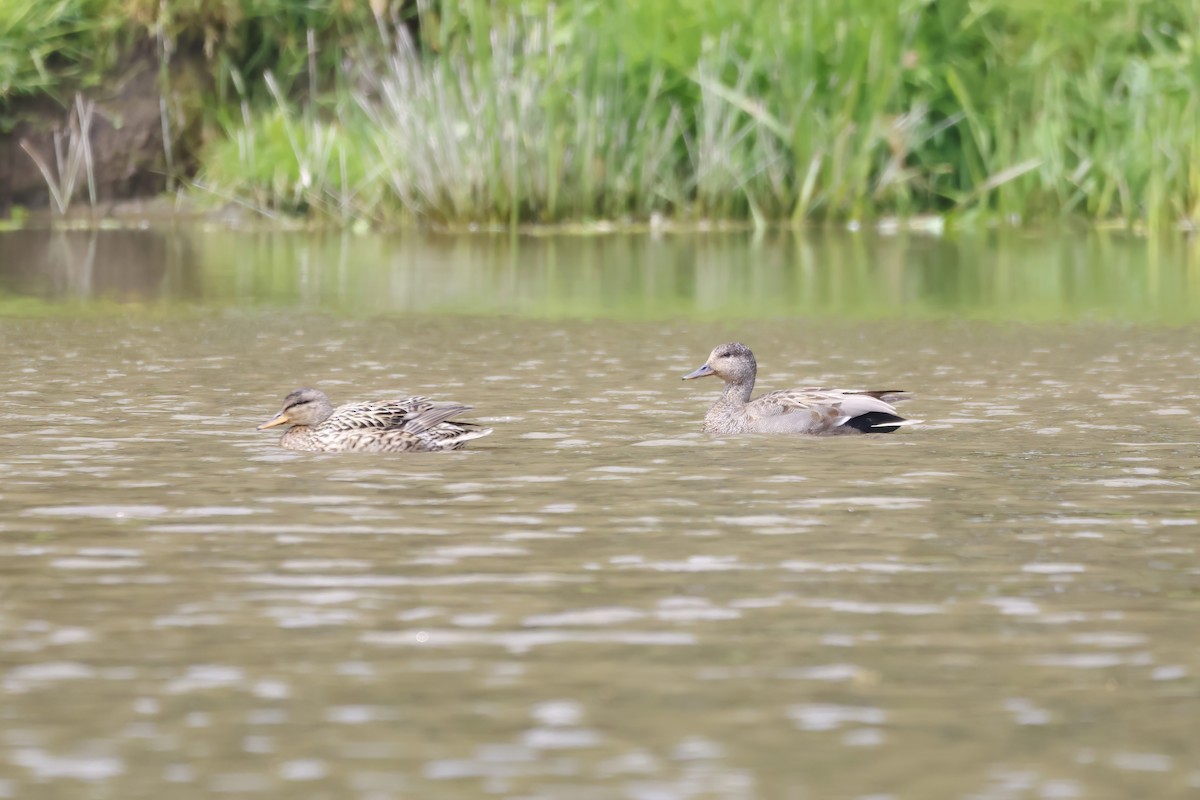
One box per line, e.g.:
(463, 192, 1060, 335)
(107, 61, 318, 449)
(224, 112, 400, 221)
(257, 387, 493, 452)
(682, 342, 911, 435)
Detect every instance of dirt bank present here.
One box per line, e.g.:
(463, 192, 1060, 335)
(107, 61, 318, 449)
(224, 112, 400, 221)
(0, 44, 207, 213)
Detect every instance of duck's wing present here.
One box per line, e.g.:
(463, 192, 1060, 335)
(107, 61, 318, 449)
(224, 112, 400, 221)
(325, 396, 489, 444)
(843, 389, 909, 403)
(399, 402, 477, 435)
(746, 388, 905, 433)
(325, 396, 441, 431)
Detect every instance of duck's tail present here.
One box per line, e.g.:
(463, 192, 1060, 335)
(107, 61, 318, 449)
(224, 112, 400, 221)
(436, 425, 494, 450)
(843, 411, 913, 434)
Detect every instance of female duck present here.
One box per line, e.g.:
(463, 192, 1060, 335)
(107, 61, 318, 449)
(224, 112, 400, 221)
(682, 343, 910, 435)
(257, 388, 492, 452)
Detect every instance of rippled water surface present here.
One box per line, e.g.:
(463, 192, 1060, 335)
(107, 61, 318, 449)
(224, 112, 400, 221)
(2, 228, 1199, 799)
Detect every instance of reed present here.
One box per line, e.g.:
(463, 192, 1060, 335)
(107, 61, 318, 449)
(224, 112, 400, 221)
(19, 94, 96, 213)
(352, 17, 688, 225)
(15, 0, 1197, 228)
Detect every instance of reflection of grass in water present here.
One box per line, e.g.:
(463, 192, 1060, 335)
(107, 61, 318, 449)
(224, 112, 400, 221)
(2, 230, 1198, 323)
(187, 230, 1200, 323)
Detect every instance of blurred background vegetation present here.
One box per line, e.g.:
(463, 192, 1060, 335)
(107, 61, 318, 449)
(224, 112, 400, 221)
(2, 0, 1198, 228)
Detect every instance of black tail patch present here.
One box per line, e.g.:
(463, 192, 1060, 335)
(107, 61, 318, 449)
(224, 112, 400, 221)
(844, 411, 907, 434)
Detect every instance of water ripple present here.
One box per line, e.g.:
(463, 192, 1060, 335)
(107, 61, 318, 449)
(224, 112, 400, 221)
(362, 629, 696, 654)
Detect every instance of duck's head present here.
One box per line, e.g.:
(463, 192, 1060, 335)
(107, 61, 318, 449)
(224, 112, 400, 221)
(257, 388, 335, 430)
(682, 342, 757, 384)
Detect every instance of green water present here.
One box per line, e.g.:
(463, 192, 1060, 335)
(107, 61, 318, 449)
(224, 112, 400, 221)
(2, 228, 1198, 321)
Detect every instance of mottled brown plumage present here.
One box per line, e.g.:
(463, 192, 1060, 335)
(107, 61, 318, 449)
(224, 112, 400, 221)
(257, 388, 492, 452)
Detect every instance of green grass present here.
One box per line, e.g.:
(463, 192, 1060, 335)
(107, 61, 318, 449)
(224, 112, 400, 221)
(6, 0, 1199, 228)
(0, 0, 380, 110)
(0, 0, 115, 109)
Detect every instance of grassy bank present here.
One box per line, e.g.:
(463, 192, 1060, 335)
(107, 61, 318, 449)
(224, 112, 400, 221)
(5, 0, 1199, 228)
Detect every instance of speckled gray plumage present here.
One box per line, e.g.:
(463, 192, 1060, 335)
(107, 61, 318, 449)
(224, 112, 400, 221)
(683, 343, 909, 435)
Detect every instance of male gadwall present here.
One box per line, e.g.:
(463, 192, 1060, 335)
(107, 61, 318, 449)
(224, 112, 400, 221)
(257, 388, 493, 452)
(682, 343, 910, 435)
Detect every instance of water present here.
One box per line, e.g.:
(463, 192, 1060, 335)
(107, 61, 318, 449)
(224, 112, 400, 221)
(2, 227, 1199, 799)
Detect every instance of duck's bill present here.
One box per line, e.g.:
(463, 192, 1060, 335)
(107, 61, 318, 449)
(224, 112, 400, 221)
(682, 364, 715, 380)
(256, 413, 290, 430)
